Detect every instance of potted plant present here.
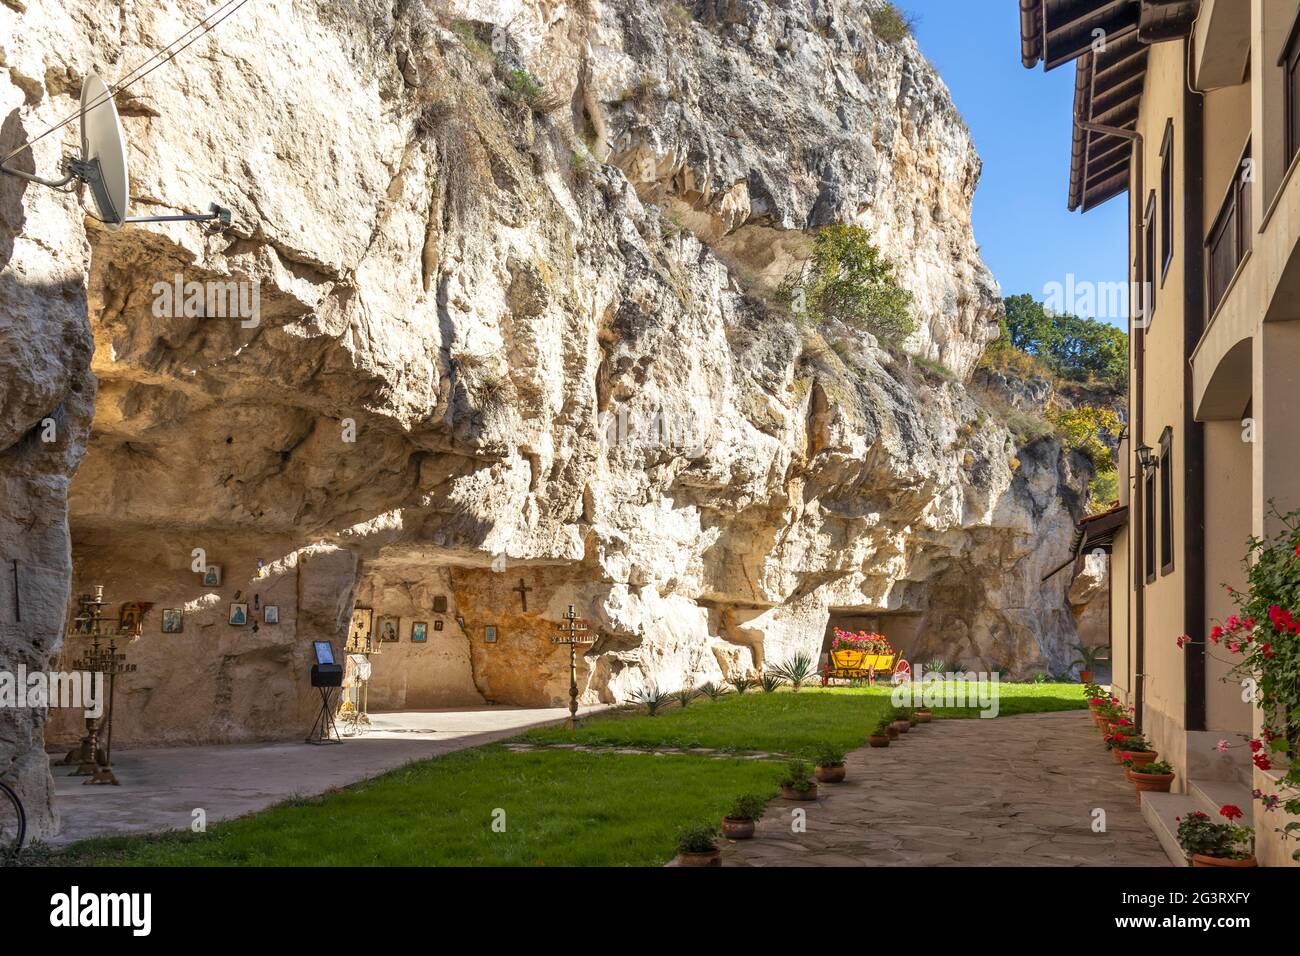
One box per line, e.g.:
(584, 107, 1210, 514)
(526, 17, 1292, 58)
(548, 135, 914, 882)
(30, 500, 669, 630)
(914, 708, 933, 723)
(1114, 736, 1157, 766)
(1125, 759, 1175, 803)
(779, 760, 818, 801)
(890, 709, 911, 734)
(1071, 642, 1107, 684)
(675, 824, 722, 867)
(721, 794, 766, 840)
(868, 720, 892, 747)
(814, 748, 847, 783)
(1176, 807, 1257, 867)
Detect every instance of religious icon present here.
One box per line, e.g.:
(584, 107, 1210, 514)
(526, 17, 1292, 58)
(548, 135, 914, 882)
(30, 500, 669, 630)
(432, 595, 448, 613)
(228, 603, 249, 626)
(485, 625, 498, 643)
(433, 620, 444, 632)
(349, 607, 373, 644)
(264, 605, 279, 625)
(411, 621, 428, 643)
(377, 615, 399, 643)
(118, 602, 151, 637)
(203, 564, 222, 587)
(161, 609, 183, 634)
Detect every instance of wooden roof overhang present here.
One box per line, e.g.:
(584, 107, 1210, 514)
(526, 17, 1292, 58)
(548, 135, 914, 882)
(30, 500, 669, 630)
(1042, 504, 1130, 581)
(1020, 0, 1146, 212)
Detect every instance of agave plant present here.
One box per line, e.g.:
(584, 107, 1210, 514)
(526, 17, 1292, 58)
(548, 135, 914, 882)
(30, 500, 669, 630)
(1071, 642, 1108, 671)
(768, 652, 816, 691)
(728, 675, 754, 694)
(759, 671, 786, 694)
(674, 686, 699, 709)
(629, 682, 672, 716)
(698, 681, 725, 701)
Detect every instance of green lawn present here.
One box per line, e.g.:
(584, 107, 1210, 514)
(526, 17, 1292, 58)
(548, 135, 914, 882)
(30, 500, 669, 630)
(50, 747, 782, 867)
(46, 683, 1086, 867)
(521, 683, 1087, 756)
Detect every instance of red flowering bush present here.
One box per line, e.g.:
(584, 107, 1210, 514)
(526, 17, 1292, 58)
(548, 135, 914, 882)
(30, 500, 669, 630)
(1212, 506, 1300, 859)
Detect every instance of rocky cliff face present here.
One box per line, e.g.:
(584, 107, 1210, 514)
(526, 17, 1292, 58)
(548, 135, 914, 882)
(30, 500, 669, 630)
(1, 0, 1096, 839)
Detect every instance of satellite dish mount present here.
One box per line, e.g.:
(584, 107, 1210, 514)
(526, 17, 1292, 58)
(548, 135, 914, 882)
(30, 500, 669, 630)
(1, 74, 230, 230)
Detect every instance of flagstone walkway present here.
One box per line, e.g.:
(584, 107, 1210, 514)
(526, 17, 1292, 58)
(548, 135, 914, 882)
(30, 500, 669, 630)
(722, 710, 1170, 867)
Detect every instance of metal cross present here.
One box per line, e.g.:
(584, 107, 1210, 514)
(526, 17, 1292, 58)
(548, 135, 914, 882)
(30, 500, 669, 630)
(552, 604, 594, 730)
(513, 577, 533, 612)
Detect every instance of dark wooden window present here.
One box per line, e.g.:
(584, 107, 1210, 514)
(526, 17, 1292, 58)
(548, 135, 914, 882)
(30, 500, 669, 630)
(1159, 428, 1174, 575)
(1143, 192, 1157, 325)
(1285, 15, 1300, 168)
(1144, 467, 1157, 585)
(1206, 143, 1252, 317)
(1160, 121, 1174, 280)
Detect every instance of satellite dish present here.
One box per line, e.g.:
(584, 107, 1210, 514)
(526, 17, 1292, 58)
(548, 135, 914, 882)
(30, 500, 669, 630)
(79, 74, 129, 229)
(1, 73, 231, 229)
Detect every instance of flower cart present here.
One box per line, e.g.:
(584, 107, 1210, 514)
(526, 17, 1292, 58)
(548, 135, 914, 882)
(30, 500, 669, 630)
(824, 629, 900, 685)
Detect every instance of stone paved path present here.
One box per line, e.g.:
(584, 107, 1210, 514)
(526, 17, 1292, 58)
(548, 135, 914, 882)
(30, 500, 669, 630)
(722, 710, 1170, 867)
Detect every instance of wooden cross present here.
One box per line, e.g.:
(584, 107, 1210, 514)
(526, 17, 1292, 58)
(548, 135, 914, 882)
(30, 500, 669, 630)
(513, 577, 533, 612)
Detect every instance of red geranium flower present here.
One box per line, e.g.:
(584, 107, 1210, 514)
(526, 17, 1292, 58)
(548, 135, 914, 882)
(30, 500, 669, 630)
(1253, 752, 1272, 771)
(1219, 804, 1244, 822)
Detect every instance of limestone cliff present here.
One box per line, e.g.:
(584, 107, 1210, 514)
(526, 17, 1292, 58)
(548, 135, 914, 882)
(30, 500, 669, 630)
(1, 0, 1096, 839)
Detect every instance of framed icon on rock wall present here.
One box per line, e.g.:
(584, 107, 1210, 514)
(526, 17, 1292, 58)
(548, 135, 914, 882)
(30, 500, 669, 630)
(161, 609, 183, 634)
(228, 603, 249, 626)
(411, 621, 427, 643)
(349, 607, 373, 644)
(377, 615, 400, 643)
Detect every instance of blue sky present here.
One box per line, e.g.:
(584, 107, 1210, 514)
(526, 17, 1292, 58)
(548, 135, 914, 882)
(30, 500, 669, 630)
(899, 1, 1130, 325)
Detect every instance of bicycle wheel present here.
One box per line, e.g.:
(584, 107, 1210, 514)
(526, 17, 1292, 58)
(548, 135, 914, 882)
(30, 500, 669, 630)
(0, 781, 26, 856)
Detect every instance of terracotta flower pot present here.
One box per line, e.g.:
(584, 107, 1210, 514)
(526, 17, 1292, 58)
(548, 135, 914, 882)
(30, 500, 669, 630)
(886, 725, 899, 739)
(815, 763, 846, 783)
(891, 720, 910, 734)
(868, 735, 891, 748)
(1117, 750, 1157, 767)
(1191, 853, 1257, 868)
(781, 783, 818, 801)
(1125, 769, 1174, 804)
(915, 711, 933, 723)
(721, 817, 755, 840)
(1078, 670, 1094, 684)
(677, 849, 721, 867)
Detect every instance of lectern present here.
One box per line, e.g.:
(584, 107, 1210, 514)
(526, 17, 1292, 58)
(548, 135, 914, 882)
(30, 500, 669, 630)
(306, 641, 343, 745)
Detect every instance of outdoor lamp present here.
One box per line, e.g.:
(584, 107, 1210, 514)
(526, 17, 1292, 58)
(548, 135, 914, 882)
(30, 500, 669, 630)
(1135, 444, 1157, 474)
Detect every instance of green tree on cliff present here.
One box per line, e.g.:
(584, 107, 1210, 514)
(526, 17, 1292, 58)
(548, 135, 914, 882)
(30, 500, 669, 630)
(778, 224, 915, 346)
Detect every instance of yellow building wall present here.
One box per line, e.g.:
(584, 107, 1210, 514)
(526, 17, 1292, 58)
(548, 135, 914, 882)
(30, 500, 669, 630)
(1132, 39, 1190, 776)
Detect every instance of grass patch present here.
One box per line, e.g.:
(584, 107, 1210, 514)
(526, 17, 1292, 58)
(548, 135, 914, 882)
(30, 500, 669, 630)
(522, 684, 1086, 754)
(50, 747, 781, 867)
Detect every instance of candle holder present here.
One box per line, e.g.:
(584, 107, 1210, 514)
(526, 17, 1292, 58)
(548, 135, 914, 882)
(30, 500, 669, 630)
(64, 585, 136, 785)
(552, 605, 596, 730)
